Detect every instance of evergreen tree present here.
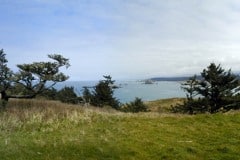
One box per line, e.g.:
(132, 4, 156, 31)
(197, 63, 239, 113)
(91, 75, 120, 109)
(173, 63, 240, 114)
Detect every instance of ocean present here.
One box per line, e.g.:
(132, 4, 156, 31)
(54, 80, 186, 103)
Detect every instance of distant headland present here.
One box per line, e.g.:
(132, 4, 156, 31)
(150, 76, 191, 81)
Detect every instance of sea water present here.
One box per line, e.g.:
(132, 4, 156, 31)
(54, 81, 186, 103)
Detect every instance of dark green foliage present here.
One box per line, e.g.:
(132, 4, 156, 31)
(0, 50, 13, 89)
(39, 88, 58, 100)
(9, 85, 82, 104)
(0, 49, 13, 106)
(173, 63, 240, 114)
(8, 83, 33, 97)
(122, 97, 148, 113)
(197, 63, 239, 113)
(221, 96, 240, 111)
(87, 75, 120, 109)
(37, 86, 83, 104)
(56, 86, 82, 104)
(181, 75, 198, 101)
(82, 87, 92, 104)
(172, 98, 209, 114)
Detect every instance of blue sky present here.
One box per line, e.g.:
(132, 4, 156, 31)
(1, 0, 240, 80)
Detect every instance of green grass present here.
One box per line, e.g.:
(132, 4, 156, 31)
(0, 99, 239, 160)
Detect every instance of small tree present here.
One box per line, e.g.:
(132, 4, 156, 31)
(90, 75, 120, 109)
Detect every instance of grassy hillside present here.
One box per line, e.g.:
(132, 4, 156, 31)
(0, 99, 239, 160)
(146, 98, 185, 113)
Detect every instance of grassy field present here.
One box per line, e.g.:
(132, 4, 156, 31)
(0, 99, 239, 160)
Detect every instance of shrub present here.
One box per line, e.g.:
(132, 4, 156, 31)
(122, 97, 148, 113)
(56, 86, 82, 104)
(171, 98, 209, 114)
(38, 88, 58, 100)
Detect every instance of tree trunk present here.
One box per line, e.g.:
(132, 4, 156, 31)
(0, 91, 9, 101)
(8, 94, 36, 99)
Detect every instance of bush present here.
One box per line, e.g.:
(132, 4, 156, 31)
(171, 98, 209, 114)
(56, 86, 82, 104)
(35, 86, 83, 105)
(38, 88, 58, 100)
(121, 97, 148, 113)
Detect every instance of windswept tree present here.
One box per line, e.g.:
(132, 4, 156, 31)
(0, 49, 70, 104)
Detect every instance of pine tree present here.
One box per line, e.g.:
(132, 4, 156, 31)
(91, 75, 120, 109)
(174, 63, 240, 114)
(197, 63, 239, 113)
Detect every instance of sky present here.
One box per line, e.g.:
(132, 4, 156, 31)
(1, 0, 240, 81)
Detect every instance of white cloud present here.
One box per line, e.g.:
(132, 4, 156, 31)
(2, 0, 240, 80)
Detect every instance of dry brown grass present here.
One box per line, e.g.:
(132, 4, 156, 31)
(2, 99, 120, 125)
(6, 99, 81, 117)
(0, 98, 186, 132)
